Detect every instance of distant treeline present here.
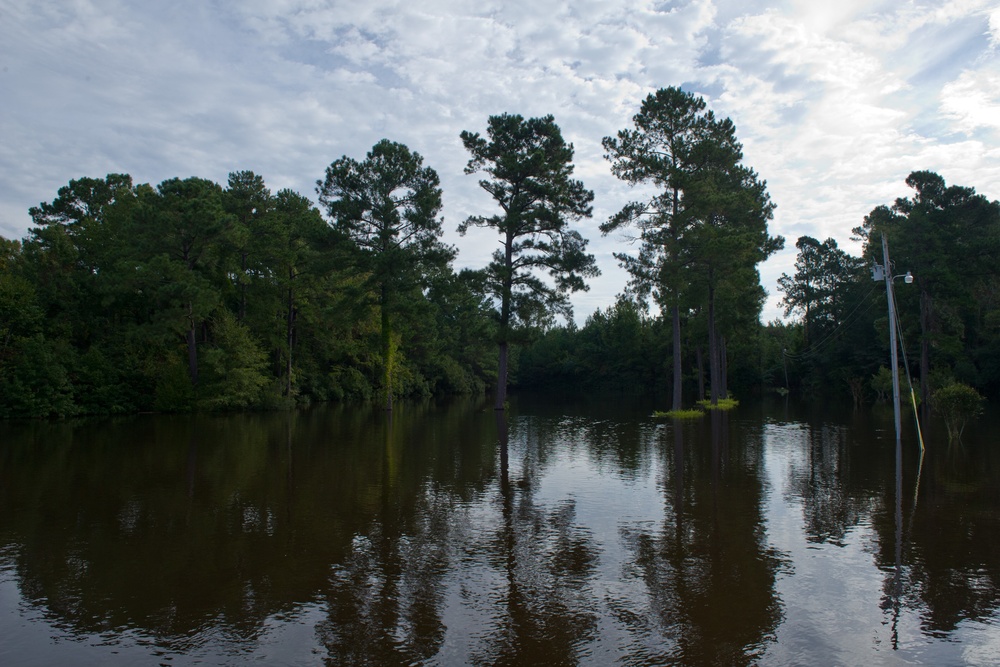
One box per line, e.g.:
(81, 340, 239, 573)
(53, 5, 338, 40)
(0, 170, 500, 418)
(518, 170, 1000, 411)
(3, 91, 997, 419)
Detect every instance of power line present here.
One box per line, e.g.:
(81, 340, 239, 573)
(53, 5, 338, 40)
(782, 282, 880, 361)
(889, 279, 925, 450)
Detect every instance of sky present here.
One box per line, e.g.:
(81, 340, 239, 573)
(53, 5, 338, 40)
(2, 0, 999, 323)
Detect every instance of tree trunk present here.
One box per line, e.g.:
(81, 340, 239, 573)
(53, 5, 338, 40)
(496, 231, 514, 411)
(672, 304, 682, 411)
(696, 345, 705, 401)
(186, 301, 198, 386)
(381, 287, 393, 412)
(720, 335, 728, 400)
(708, 281, 720, 405)
(285, 274, 295, 397)
(804, 300, 810, 348)
(670, 183, 683, 412)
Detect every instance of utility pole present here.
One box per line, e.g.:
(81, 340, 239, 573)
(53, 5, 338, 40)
(872, 235, 921, 450)
(882, 234, 903, 446)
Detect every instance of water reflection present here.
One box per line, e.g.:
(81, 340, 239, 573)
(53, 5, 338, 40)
(2, 399, 1000, 664)
(0, 401, 500, 663)
(316, 411, 451, 665)
(465, 410, 601, 666)
(618, 412, 784, 665)
(872, 440, 1000, 638)
(785, 422, 877, 547)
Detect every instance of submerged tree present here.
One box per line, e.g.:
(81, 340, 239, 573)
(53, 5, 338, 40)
(460, 113, 599, 410)
(603, 88, 709, 410)
(682, 152, 781, 404)
(933, 382, 984, 443)
(318, 139, 453, 411)
(604, 87, 780, 407)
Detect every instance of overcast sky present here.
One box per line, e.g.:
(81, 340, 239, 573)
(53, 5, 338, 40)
(2, 0, 999, 323)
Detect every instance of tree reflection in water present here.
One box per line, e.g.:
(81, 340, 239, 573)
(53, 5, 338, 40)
(873, 436, 1000, 641)
(619, 411, 784, 665)
(466, 411, 601, 666)
(313, 408, 604, 666)
(3, 400, 1000, 664)
(316, 412, 450, 665)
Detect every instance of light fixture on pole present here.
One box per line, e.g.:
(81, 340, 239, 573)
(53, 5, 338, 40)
(871, 235, 913, 446)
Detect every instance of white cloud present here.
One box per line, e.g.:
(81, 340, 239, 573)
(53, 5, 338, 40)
(1, 0, 999, 324)
(940, 68, 1000, 132)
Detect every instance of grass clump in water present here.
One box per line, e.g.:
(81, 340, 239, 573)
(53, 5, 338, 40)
(696, 397, 740, 410)
(653, 409, 704, 419)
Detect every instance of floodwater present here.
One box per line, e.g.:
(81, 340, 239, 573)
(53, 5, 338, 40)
(1, 395, 998, 666)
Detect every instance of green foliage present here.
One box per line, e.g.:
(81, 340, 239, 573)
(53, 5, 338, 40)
(460, 114, 599, 324)
(154, 354, 196, 413)
(72, 346, 137, 415)
(775, 232, 884, 399)
(0, 334, 76, 418)
(460, 113, 599, 409)
(871, 366, 892, 403)
(4, 160, 999, 419)
(318, 139, 454, 410)
(778, 236, 863, 348)
(2, 169, 494, 419)
(518, 295, 662, 392)
(932, 382, 984, 443)
(602, 87, 782, 409)
(199, 309, 269, 411)
(653, 409, 703, 419)
(855, 171, 1000, 406)
(697, 397, 739, 410)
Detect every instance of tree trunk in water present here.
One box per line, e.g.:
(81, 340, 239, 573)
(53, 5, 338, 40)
(381, 294, 393, 412)
(497, 411, 509, 492)
(708, 282, 720, 406)
(720, 336, 728, 400)
(285, 276, 295, 397)
(696, 346, 705, 402)
(920, 288, 931, 421)
(186, 302, 198, 386)
(495, 341, 509, 410)
(672, 304, 682, 411)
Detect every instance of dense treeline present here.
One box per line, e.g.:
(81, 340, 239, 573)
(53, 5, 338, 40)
(517, 170, 1000, 409)
(518, 87, 784, 405)
(6, 89, 993, 419)
(0, 170, 497, 418)
(5, 88, 782, 419)
(795, 170, 1000, 406)
(1, 110, 609, 419)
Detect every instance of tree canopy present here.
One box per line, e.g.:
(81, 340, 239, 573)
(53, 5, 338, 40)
(603, 87, 782, 407)
(460, 113, 599, 410)
(3, 100, 997, 420)
(318, 139, 454, 410)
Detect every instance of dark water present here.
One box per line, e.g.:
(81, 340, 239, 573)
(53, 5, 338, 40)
(1, 396, 999, 666)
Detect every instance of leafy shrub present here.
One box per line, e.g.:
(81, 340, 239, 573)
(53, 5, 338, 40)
(932, 382, 984, 443)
